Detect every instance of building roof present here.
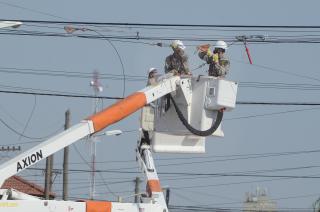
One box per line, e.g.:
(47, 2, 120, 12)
(1, 176, 55, 198)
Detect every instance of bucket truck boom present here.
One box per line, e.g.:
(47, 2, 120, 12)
(0, 75, 180, 187)
(0, 73, 238, 212)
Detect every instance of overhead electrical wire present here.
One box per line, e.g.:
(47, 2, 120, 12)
(225, 107, 320, 121)
(84, 29, 127, 97)
(0, 103, 25, 127)
(169, 173, 320, 190)
(232, 59, 320, 82)
(0, 89, 123, 99)
(0, 116, 63, 140)
(171, 192, 320, 210)
(73, 142, 118, 198)
(28, 167, 320, 179)
(14, 24, 319, 46)
(1, 88, 320, 106)
(0, 2, 67, 20)
(64, 148, 320, 165)
(0, 66, 145, 79)
(5, 20, 320, 52)
(156, 166, 320, 183)
(2, 64, 320, 92)
(18, 95, 37, 140)
(16, 21, 320, 41)
(4, 30, 320, 44)
(23, 178, 133, 185)
(83, 23, 320, 33)
(4, 19, 320, 29)
(0, 84, 96, 97)
(240, 81, 320, 91)
(236, 101, 320, 106)
(3, 66, 320, 91)
(169, 205, 312, 212)
(4, 26, 320, 44)
(75, 157, 320, 172)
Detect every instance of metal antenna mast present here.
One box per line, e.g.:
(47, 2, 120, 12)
(89, 70, 103, 199)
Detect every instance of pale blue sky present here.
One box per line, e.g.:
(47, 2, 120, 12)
(0, 0, 320, 210)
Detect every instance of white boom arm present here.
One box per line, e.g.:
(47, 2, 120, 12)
(0, 75, 180, 187)
(137, 144, 168, 211)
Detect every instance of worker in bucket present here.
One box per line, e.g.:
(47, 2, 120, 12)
(139, 68, 159, 148)
(165, 40, 191, 75)
(147, 67, 158, 86)
(198, 40, 230, 77)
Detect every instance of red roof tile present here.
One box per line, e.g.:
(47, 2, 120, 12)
(1, 176, 55, 198)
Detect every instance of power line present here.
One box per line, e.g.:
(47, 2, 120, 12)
(4, 29, 320, 44)
(156, 148, 320, 161)
(225, 107, 320, 121)
(0, 66, 144, 79)
(169, 205, 312, 212)
(65, 148, 320, 165)
(72, 142, 118, 198)
(15, 24, 320, 47)
(4, 65, 320, 90)
(18, 95, 37, 140)
(4, 19, 320, 29)
(236, 101, 320, 106)
(0, 102, 25, 127)
(5, 21, 320, 47)
(0, 89, 122, 99)
(0, 115, 63, 140)
(3, 64, 320, 92)
(240, 81, 320, 91)
(91, 30, 126, 97)
(28, 167, 320, 179)
(0, 83, 100, 96)
(1, 89, 320, 106)
(171, 192, 320, 210)
(0, 3, 67, 20)
(233, 59, 320, 82)
(171, 175, 316, 190)
(70, 28, 127, 97)
(15, 21, 320, 41)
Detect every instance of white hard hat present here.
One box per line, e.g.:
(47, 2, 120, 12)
(171, 40, 186, 50)
(148, 67, 157, 74)
(214, 40, 228, 50)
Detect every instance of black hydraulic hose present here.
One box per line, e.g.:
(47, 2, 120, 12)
(142, 130, 151, 145)
(169, 95, 223, 137)
(165, 94, 171, 112)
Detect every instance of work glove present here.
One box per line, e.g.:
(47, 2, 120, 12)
(213, 53, 219, 64)
(197, 44, 210, 52)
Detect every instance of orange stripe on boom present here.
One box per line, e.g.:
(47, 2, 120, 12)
(87, 92, 146, 132)
(86, 201, 112, 212)
(147, 179, 162, 194)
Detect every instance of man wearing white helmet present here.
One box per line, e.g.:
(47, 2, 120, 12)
(147, 67, 157, 86)
(140, 67, 158, 146)
(198, 40, 230, 77)
(165, 40, 191, 75)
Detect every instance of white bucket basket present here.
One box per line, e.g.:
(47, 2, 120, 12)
(140, 76, 237, 154)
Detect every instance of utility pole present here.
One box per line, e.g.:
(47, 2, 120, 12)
(134, 177, 141, 203)
(49, 154, 54, 193)
(62, 109, 71, 200)
(44, 154, 53, 199)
